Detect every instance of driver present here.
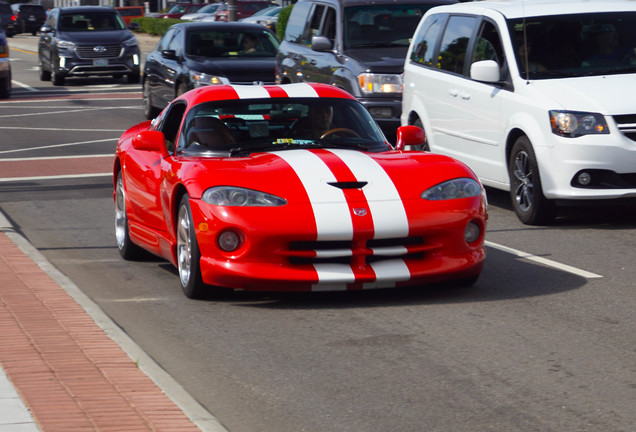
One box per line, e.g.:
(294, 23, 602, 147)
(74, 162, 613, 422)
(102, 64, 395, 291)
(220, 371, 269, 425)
(291, 105, 334, 139)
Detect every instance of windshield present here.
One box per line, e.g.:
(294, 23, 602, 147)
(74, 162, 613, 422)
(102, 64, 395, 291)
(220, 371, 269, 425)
(508, 12, 636, 79)
(344, 4, 433, 49)
(186, 29, 279, 57)
(177, 97, 389, 156)
(195, 3, 218, 13)
(58, 13, 126, 31)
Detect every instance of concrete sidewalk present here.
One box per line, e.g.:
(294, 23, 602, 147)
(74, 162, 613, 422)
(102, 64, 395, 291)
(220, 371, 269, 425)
(0, 210, 227, 432)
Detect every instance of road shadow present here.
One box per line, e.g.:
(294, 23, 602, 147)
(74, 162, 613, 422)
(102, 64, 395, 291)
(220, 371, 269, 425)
(187, 246, 591, 309)
(486, 186, 636, 229)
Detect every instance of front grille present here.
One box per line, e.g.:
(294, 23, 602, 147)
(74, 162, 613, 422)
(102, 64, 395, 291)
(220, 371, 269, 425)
(76, 45, 122, 59)
(288, 236, 440, 265)
(613, 114, 636, 142)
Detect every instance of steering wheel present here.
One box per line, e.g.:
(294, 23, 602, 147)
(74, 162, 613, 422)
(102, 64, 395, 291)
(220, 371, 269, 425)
(320, 128, 360, 139)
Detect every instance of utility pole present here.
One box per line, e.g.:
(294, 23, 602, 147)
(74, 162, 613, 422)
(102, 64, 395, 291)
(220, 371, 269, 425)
(227, 0, 237, 21)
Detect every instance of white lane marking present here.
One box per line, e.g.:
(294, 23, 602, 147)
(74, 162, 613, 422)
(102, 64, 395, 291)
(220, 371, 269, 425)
(485, 240, 603, 279)
(0, 173, 111, 182)
(0, 106, 139, 118)
(273, 150, 353, 240)
(11, 80, 38, 92)
(0, 154, 113, 162)
(328, 149, 409, 239)
(0, 138, 118, 154)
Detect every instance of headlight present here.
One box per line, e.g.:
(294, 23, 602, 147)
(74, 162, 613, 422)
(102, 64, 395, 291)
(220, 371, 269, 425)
(56, 39, 76, 49)
(549, 110, 609, 137)
(122, 37, 138, 48)
(358, 73, 402, 94)
(190, 71, 230, 87)
(202, 186, 287, 206)
(422, 178, 482, 201)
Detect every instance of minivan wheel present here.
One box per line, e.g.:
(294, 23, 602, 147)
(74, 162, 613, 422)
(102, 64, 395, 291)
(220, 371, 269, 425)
(413, 118, 430, 151)
(127, 73, 140, 84)
(508, 136, 556, 225)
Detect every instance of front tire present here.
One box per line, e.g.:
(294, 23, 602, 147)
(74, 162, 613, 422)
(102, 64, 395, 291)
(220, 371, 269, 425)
(142, 79, 160, 120)
(177, 195, 206, 299)
(51, 66, 65, 86)
(115, 172, 144, 259)
(39, 61, 51, 81)
(413, 118, 430, 151)
(508, 136, 556, 225)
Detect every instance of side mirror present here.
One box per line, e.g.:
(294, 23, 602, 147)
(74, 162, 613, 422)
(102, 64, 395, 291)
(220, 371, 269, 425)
(128, 22, 140, 31)
(40, 24, 52, 33)
(311, 35, 332, 52)
(470, 60, 500, 83)
(161, 49, 177, 60)
(132, 130, 168, 155)
(395, 125, 426, 151)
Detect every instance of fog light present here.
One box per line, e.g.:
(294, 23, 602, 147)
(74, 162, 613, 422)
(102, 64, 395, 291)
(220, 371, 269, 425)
(368, 107, 393, 118)
(218, 231, 240, 252)
(464, 221, 481, 244)
(577, 172, 592, 186)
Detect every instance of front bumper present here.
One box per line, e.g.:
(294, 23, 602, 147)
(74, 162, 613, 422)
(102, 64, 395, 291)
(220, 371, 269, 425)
(189, 196, 487, 292)
(56, 45, 140, 77)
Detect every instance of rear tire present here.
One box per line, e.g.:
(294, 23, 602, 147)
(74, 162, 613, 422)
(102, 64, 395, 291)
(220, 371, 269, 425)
(142, 79, 160, 120)
(508, 136, 556, 225)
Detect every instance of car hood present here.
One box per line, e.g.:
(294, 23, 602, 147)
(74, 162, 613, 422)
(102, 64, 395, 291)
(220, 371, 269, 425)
(343, 47, 409, 74)
(56, 30, 136, 45)
(185, 57, 276, 83)
(182, 148, 473, 203)
(530, 74, 636, 115)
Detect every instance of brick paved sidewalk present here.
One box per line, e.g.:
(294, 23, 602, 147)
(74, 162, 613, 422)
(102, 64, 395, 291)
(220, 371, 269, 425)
(0, 225, 224, 432)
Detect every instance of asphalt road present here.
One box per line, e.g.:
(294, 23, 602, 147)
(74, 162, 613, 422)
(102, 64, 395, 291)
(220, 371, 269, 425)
(2, 34, 635, 432)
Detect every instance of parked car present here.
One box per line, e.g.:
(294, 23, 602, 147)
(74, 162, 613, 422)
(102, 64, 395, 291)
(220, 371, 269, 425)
(180, 3, 220, 21)
(240, 5, 281, 32)
(275, 0, 457, 140)
(115, 6, 145, 26)
(11, 3, 46, 35)
(213, 0, 276, 22)
(38, 6, 141, 86)
(0, 28, 10, 98)
(114, 82, 487, 298)
(402, 0, 636, 225)
(156, 3, 206, 19)
(142, 22, 279, 119)
(0, 1, 17, 37)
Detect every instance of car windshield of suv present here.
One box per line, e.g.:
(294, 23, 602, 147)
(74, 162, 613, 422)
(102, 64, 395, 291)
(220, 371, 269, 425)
(344, 4, 433, 49)
(508, 12, 636, 79)
(58, 12, 126, 31)
(186, 29, 279, 57)
(177, 97, 390, 156)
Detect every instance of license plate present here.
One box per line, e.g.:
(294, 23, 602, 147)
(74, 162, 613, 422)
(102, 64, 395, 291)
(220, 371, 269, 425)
(28, 16, 35, 21)
(93, 59, 108, 66)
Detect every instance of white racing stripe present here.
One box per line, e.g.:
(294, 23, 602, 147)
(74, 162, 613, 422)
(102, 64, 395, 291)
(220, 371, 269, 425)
(231, 85, 271, 99)
(328, 149, 409, 238)
(273, 150, 353, 241)
(278, 83, 320, 98)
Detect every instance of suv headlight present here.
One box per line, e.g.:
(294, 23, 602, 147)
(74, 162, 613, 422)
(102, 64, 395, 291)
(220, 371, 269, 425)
(190, 71, 230, 87)
(202, 187, 287, 206)
(56, 39, 76, 49)
(422, 178, 482, 200)
(122, 37, 138, 48)
(549, 110, 609, 138)
(358, 73, 402, 94)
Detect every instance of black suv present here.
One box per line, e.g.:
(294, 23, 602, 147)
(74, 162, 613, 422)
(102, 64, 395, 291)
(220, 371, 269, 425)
(11, 3, 46, 36)
(276, 0, 456, 139)
(0, 2, 16, 37)
(38, 6, 140, 86)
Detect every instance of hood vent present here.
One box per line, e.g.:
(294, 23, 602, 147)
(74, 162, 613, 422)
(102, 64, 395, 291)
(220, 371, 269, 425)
(327, 181, 368, 190)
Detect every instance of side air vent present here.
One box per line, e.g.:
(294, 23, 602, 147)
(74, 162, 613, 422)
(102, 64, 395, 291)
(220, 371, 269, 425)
(327, 181, 368, 189)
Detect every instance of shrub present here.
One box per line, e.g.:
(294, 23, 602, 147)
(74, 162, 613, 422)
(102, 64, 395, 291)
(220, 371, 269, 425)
(131, 17, 184, 36)
(276, 4, 293, 41)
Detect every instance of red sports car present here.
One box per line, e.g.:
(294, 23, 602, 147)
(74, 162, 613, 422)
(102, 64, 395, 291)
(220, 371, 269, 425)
(114, 83, 487, 298)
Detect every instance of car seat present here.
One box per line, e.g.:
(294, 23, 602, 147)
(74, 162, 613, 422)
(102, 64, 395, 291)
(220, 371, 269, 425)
(187, 117, 236, 151)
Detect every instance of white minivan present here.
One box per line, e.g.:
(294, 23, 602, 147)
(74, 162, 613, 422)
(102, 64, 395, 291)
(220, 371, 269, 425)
(401, 0, 636, 224)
